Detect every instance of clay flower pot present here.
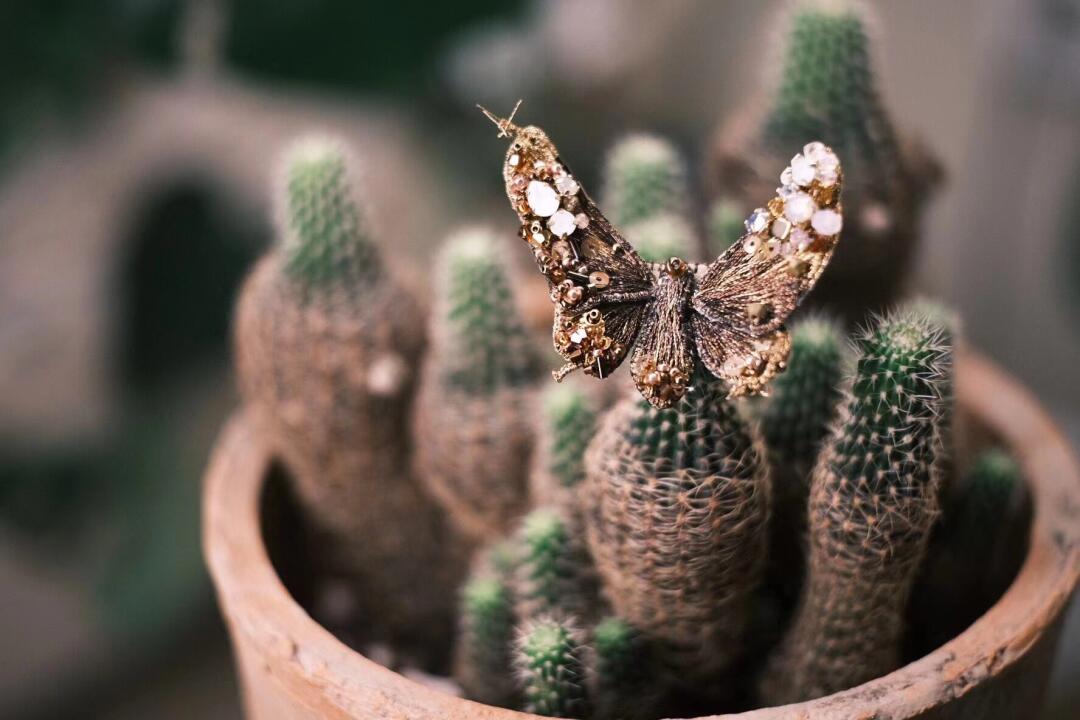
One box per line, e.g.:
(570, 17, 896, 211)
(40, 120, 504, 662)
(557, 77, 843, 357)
(203, 351, 1080, 719)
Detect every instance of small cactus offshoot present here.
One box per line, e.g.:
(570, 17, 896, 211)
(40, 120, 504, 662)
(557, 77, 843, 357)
(515, 616, 589, 718)
(454, 571, 518, 707)
(514, 507, 601, 624)
(591, 617, 657, 720)
(531, 382, 599, 511)
(602, 134, 690, 228)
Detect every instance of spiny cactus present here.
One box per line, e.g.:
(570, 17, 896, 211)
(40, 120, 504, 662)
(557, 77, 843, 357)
(758, 315, 847, 608)
(413, 228, 542, 541)
(711, 0, 941, 322)
(591, 617, 658, 720)
(705, 198, 745, 257)
(455, 569, 518, 707)
(514, 507, 601, 624)
(531, 381, 600, 511)
(583, 377, 770, 694)
(515, 616, 589, 718)
(602, 134, 690, 228)
(908, 448, 1030, 655)
(760, 308, 952, 704)
(234, 136, 460, 653)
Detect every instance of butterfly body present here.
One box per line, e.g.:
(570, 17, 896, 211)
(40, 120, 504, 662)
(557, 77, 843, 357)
(482, 105, 842, 409)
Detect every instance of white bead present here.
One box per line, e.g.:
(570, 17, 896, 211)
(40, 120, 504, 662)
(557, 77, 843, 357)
(526, 180, 560, 217)
(555, 175, 580, 196)
(548, 209, 577, 237)
(745, 208, 770, 234)
(771, 217, 792, 240)
(784, 192, 817, 224)
(802, 141, 827, 162)
(811, 209, 843, 236)
(790, 154, 816, 186)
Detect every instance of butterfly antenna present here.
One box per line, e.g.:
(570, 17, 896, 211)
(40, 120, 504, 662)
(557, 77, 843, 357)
(477, 99, 523, 138)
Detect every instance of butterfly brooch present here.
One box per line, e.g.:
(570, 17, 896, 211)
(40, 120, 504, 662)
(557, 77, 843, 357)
(480, 102, 843, 409)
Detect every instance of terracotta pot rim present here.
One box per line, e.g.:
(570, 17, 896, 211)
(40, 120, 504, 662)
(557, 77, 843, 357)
(203, 350, 1080, 719)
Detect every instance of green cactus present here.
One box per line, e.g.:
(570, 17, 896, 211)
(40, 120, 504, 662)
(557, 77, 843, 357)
(712, 0, 941, 322)
(583, 377, 770, 696)
(624, 212, 696, 264)
(413, 228, 542, 541)
(758, 315, 847, 611)
(760, 308, 952, 704)
(602, 134, 690, 228)
(455, 571, 518, 707)
(515, 616, 589, 718)
(280, 137, 381, 290)
(514, 507, 601, 624)
(705, 198, 745, 257)
(591, 617, 657, 720)
(908, 448, 1029, 656)
(531, 382, 600, 510)
(234, 135, 460, 656)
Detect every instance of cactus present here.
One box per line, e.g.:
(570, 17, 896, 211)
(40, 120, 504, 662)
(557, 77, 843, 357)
(760, 308, 952, 704)
(515, 616, 590, 718)
(591, 617, 658, 720)
(908, 448, 1030, 656)
(705, 198, 745, 257)
(531, 381, 600, 510)
(413, 228, 542, 541)
(233, 136, 460, 653)
(758, 315, 847, 609)
(602, 134, 690, 228)
(711, 0, 942, 322)
(455, 570, 518, 707)
(514, 507, 601, 624)
(583, 377, 770, 694)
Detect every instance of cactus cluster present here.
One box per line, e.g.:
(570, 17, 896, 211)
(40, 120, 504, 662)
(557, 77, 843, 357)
(230, 3, 1031, 715)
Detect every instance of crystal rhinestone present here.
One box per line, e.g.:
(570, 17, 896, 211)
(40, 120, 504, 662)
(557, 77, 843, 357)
(802, 141, 827, 162)
(574, 213, 590, 229)
(555, 175, 580, 196)
(771, 217, 792, 240)
(811, 209, 843, 236)
(507, 153, 521, 168)
(548, 209, 577, 237)
(790, 154, 816, 186)
(790, 227, 812, 251)
(745, 207, 771, 234)
(784, 192, 816, 224)
(526, 180, 560, 217)
(743, 236, 762, 255)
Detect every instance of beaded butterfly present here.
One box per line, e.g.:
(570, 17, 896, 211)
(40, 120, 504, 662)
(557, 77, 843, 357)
(480, 102, 843, 409)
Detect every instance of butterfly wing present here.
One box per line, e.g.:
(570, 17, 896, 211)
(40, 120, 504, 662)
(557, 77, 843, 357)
(498, 124, 654, 380)
(692, 142, 843, 397)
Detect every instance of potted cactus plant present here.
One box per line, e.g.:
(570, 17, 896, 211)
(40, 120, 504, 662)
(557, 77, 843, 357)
(204, 2, 1079, 718)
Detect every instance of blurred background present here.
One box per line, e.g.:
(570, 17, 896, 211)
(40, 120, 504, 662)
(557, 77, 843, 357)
(0, 0, 1077, 718)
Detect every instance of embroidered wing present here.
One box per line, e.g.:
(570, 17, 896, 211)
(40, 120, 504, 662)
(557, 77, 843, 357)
(495, 122, 654, 381)
(691, 142, 843, 397)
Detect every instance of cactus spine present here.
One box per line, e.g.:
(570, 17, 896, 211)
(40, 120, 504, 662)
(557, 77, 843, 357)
(233, 136, 458, 651)
(413, 228, 542, 541)
(515, 616, 589, 718)
(583, 379, 770, 693)
(711, 0, 941, 321)
(760, 308, 952, 703)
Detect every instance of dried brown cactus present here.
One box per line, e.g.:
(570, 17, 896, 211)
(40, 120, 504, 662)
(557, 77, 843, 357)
(233, 137, 462, 653)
